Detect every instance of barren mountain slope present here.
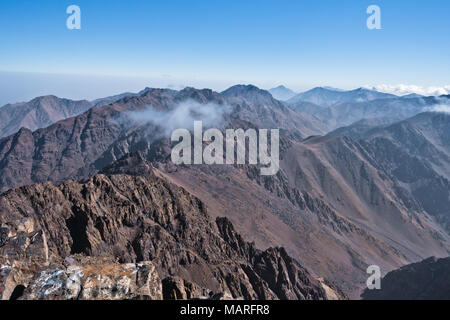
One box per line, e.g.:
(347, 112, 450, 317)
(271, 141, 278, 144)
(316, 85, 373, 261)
(0, 153, 334, 300)
(161, 134, 450, 298)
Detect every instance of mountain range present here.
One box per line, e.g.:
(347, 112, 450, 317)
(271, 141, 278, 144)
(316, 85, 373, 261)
(290, 87, 449, 132)
(288, 87, 397, 106)
(0, 84, 449, 300)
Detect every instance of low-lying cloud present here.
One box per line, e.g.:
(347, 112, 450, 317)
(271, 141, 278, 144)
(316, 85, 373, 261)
(366, 84, 450, 96)
(125, 100, 231, 136)
(429, 104, 450, 114)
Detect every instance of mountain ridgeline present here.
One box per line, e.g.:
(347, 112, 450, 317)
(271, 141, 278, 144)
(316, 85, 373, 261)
(0, 84, 449, 299)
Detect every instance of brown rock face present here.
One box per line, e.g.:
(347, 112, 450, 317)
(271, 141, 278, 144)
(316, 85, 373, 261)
(0, 154, 331, 300)
(19, 259, 162, 300)
(162, 276, 211, 300)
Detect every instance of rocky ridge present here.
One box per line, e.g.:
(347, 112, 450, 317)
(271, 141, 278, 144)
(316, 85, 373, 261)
(0, 153, 340, 300)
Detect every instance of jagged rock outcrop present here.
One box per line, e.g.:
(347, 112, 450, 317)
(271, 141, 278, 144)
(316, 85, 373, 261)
(0, 257, 162, 300)
(361, 256, 450, 300)
(0, 154, 333, 300)
(162, 276, 212, 300)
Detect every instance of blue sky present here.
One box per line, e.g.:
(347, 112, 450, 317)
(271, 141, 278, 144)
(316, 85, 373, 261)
(0, 0, 449, 104)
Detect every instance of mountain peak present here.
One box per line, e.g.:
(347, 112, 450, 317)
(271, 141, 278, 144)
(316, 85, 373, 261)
(222, 85, 278, 106)
(32, 94, 59, 101)
(273, 85, 289, 90)
(175, 87, 223, 104)
(268, 85, 297, 101)
(222, 84, 265, 94)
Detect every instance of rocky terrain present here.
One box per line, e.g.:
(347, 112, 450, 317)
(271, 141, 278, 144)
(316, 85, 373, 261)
(165, 133, 450, 297)
(0, 84, 449, 299)
(0, 153, 339, 300)
(362, 256, 450, 300)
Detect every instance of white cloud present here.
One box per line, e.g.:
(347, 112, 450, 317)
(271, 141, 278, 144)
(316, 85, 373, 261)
(125, 100, 231, 136)
(429, 105, 450, 114)
(365, 84, 450, 97)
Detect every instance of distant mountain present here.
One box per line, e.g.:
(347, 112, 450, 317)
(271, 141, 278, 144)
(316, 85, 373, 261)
(288, 87, 397, 106)
(362, 256, 450, 300)
(0, 96, 93, 139)
(91, 92, 138, 107)
(401, 93, 424, 99)
(222, 84, 272, 99)
(328, 118, 393, 140)
(268, 85, 297, 101)
(0, 92, 137, 139)
(222, 84, 326, 137)
(288, 100, 327, 117)
(292, 94, 449, 133)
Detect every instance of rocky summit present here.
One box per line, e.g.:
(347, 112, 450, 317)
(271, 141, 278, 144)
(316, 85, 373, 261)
(0, 153, 341, 300)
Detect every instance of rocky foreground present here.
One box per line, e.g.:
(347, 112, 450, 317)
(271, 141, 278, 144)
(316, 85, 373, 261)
(0, 153, 344, 300)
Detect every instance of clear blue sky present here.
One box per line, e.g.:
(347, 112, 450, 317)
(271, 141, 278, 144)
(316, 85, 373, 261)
(0, 0, 449, 103)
